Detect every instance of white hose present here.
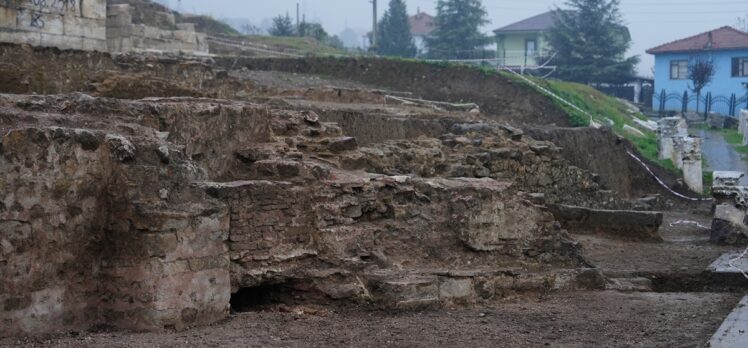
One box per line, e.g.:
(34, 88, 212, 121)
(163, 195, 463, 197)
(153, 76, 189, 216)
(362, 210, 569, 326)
(625, 149, 712, 202)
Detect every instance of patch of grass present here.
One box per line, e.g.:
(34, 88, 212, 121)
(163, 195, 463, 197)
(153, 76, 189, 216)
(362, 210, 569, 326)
(175, 14, 241, 36)
(626, 135, 680, 173)
(500, 73, 675, 173)
(703, 170, 714, 195)
(708, 127, 748, 153)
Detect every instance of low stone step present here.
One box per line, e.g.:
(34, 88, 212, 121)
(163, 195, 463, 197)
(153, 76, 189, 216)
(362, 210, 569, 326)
(708, 252, 748, 275)
(364, 267, 604, 308)
(605, 277, 653, 292)
(709, 294, 748, 348)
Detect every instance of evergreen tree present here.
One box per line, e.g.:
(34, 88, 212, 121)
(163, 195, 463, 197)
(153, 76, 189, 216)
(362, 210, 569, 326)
(546, 0, 639, 84)
(298, 22, 329, 41)
(426, 0, 490, 59)
(269, 14, 295, 37)
(377, 0, 417, 57)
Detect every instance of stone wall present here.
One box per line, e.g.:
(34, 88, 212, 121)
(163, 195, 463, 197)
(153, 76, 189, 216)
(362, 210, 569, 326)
(0, 0, 107, 51)
(0, 0, 208, 54)
(0, 127, 110, 335)
(106, 3, 208, 54)
(0, 92, 606, 336)
(0, 96, 244, 335)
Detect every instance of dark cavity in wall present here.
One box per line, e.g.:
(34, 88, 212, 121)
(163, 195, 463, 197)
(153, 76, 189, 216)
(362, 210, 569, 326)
(230, 281, 329, 312)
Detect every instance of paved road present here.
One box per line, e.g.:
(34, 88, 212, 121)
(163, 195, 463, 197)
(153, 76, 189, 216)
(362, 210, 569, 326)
(695, 128, 748, 185)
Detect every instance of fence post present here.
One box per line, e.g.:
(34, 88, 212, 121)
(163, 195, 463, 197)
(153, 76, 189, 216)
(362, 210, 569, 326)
(659, 89, 666, 117)
(682, 90, 688, 113)
(704, 92, 711, 119)
(730, 93, 737, 116)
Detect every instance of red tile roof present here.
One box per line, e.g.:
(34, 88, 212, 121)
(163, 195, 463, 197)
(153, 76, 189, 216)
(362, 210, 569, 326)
(409, 12, 434, 36)
(646, 26, 748, 54)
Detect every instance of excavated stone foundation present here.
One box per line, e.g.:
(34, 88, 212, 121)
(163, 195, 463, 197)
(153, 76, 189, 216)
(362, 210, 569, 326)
(0, 92, 611, 336)
(0, 43, 687, 339)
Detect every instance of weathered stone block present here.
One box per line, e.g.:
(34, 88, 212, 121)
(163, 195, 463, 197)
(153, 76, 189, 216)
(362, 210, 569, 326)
(0, 6, 17, 27)
(714, 171, 744, 187)
(711, 204, 748, 244)
(683, 159, 703, 194)
(439, 277, 473, 299)
(328, 136, 358, 152)
(63, 16, 106, 40)
(106, 5, 132, 27)
(739, 110, 748, 135)
(82, 0, 107, 20)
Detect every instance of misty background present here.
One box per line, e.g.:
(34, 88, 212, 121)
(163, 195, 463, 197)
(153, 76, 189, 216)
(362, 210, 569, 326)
(156, 0, 748, 77)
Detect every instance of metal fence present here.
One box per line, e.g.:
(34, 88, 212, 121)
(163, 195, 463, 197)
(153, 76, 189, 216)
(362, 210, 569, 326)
(654, 89, 748, 117)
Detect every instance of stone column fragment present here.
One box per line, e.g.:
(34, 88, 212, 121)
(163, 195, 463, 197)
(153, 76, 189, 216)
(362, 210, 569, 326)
(681, 137, 703, 193)
(738, 109, 748, 135)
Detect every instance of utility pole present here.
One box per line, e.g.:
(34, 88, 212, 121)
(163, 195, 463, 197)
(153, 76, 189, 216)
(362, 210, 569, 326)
(371, 0, 378, 50)
(296, 3, 300, 33)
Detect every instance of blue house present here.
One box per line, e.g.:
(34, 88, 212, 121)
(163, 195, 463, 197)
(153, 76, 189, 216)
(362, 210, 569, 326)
(647, 26, 748, 116)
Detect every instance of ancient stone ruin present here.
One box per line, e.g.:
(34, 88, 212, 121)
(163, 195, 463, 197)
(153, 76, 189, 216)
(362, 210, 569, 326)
(0, 0, 107, 51)
(0, 49, 629, 335)
(657, 116, 703, 193)
(1, 10, 747, 344)
(740, 109, 748, 145)
(106, 0, 208, 54)
(0, 0, 208, 54)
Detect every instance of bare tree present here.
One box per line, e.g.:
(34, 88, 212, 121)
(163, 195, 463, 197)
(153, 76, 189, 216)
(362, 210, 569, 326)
(241, 23, 262, 35)
(688, 56, 715, 113)
(736, 15, 748, 32)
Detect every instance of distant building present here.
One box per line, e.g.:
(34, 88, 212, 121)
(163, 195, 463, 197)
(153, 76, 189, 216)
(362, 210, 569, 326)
(408, 10, 434, 56)
(493, 11, 557, 68)
(647, 26, 748, 115)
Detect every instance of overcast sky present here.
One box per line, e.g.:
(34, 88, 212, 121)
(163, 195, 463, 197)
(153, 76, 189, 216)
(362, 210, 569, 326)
(165, 0, 748, 77)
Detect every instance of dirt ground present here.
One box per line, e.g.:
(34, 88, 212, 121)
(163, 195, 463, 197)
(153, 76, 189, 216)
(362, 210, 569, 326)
(2, 210, 746, 348)
(576, 211, 735, 275)
(2, 291, 739, 348)
(236, 70, 385, 91)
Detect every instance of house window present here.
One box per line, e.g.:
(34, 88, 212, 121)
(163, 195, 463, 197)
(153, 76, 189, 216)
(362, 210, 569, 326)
(670, 60, 688, 80)
(733, 57, 748, 77)
(525, 39, 537, 58)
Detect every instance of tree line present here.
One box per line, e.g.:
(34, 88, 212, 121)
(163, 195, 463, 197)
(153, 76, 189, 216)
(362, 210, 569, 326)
(269, 0, 646, 85)
(376, 0, 639, 84)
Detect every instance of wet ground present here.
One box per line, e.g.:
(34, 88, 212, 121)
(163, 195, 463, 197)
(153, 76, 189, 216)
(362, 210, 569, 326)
(695, 127, 748, 185)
